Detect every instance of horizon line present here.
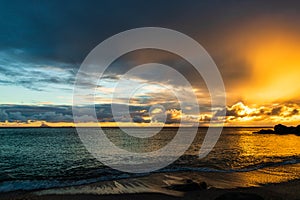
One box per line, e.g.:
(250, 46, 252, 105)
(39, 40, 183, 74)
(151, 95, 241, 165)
(0, 126, 274, 129)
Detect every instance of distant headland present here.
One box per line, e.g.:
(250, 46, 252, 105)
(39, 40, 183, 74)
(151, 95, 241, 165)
(254, 124, 300, 136)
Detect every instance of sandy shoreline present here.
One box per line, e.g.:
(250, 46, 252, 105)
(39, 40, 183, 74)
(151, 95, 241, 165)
(1, 180, 300, 200)
(1, 171, 299, 200)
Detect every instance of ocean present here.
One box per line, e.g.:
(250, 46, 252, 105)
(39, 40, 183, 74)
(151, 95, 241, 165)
(0, 127, 299, 193)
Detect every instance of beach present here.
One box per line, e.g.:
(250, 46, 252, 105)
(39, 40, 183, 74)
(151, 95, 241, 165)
(1, 172, 299, 200)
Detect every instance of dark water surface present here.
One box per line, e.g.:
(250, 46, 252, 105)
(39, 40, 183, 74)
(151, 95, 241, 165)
(0, 127, 299, 192)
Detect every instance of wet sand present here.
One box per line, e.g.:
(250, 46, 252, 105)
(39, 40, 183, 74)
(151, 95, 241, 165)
(1, 171, 299, 200)
(1, 180, 300, 200)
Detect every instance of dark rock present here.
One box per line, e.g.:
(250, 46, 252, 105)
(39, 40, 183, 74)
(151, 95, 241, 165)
(274, 124, 289, 134)
(198, 181, 207, 189)
(165, 179, 207, 191)
(254, 124, 300, 136)
(214, 192, 264, 200)
(254, 129, 274, 134)
(295, 125, 300, 136)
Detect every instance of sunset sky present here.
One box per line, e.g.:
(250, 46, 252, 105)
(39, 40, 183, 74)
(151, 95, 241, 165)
(1, 0, 300, 127)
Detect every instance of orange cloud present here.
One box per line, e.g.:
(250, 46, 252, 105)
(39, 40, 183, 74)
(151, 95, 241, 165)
(218, 102, 300, 126)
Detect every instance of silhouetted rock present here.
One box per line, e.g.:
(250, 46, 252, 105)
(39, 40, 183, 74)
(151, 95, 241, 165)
(254, 124, 300, 136)
(214, 192, 264, 200)
(274, 124, 289, 134)
(254, 129, 274, 134)
(295, 125, 300, 136)
(165, 179, 207, 191)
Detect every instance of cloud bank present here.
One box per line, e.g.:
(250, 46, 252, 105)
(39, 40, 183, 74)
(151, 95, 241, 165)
(0, 101, 299, 126)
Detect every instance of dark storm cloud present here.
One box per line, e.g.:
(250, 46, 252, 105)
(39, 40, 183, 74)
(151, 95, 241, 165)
(0, 0, 192, 65)
(1, 0, 300, 72)
(0, 105, 69, 122)
(0, 61, 75, 90)
(104, 49, 208, 90)
(0, 103, 197, 124)
(1, 102, 300, 124)
(0, 104, 149, 123)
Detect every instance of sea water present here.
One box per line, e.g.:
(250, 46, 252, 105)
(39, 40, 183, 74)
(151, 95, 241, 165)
(0, 127, 299, 192)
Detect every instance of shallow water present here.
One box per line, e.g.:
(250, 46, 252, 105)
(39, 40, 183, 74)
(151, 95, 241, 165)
(0, 127, 299, 192)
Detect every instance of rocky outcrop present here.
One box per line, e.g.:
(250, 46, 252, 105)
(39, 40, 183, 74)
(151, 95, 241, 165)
(254, 124, 300, 136)
(164, 179, 207, 191)
(274, 124, 300, 135)
(254, 129, 275, 134)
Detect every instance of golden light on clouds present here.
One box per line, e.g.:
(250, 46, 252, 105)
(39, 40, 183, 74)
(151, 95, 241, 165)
(223, 18, 300, 105)
(223, 102, 300, 126)
(246, 35, 300, 103)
